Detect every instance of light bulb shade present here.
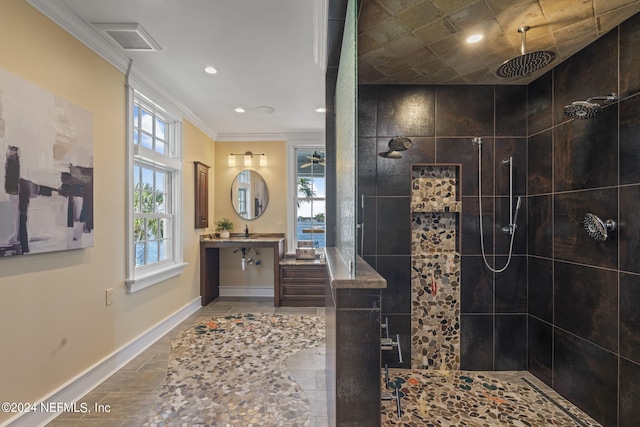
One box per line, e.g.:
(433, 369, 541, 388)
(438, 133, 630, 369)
(228, 154, 236, 167)
(259, 155, 268, 167)
(244, 154, 252, 166)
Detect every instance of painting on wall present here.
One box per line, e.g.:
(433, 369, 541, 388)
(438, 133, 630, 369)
(0, 67, 94, 257)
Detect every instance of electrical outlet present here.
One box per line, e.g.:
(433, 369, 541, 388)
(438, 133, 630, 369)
(105, 288, 114, 306)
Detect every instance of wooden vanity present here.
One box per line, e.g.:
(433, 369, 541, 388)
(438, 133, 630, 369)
(199, 234, 285, 306)
(279, 257, 326, 307)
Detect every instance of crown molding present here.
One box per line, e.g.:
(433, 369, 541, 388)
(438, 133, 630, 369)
(216, 132, 325, 144)
(26, 0, 219, 142)
(284, 131, 326, 146)
(26, 0, 130, 70)
(215, 133, 287, 142)
(313, 0, 328, 71)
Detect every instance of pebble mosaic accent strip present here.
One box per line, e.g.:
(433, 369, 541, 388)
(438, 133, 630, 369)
(144, 313, 325, 427)
(381, 369, 602, 426)
(411, 165, 461, 371)
(412, 212, 457, 253)
(411, 253, 460, 370)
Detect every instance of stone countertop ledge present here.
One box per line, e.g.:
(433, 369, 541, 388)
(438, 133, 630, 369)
(201, 233, 285, 242)
(324, 247, 387, 289)
(280, 256, 326, 266)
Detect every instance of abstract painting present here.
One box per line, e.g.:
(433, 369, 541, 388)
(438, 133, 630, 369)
(0, 68, 93, 257)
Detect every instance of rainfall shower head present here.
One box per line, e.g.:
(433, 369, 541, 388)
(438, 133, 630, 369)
(496, 26, 556, 78)
(378, 136, 412, 158)
(583, 213, 616, 241)
(563, 94, 618, 119)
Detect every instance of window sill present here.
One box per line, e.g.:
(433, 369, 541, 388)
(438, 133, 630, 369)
(126, 262, 188, 293)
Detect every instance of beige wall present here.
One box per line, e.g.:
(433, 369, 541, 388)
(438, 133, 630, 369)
(214, 140, 287, 287)
(0, 1, 214, 420)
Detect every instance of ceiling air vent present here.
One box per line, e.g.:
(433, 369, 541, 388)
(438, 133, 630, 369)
(93, 23, 161, 51)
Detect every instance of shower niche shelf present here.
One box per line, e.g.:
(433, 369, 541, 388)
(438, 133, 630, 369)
(410, 164, 461, 371)
(411, 201, 462, 213)
(411, 165, 461, 214)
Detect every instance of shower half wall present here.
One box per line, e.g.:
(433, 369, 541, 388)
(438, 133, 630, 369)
(358, 84, 528, 371)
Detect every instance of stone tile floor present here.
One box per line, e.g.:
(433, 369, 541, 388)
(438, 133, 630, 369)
(46, 297, 327, 427)
(45, 296, 601, 427)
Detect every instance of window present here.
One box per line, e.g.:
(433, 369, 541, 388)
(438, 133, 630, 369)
(126, 91, 186, 292)
(294, 148, 326, 249)
(133, 164, 170, 266)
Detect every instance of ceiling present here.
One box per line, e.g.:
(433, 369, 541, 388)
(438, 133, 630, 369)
(359, 0, 640, 85)
(27, 0, 328, 139)
(26, 1, 640, 140)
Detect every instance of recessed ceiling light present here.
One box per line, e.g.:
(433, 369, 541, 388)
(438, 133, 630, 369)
(234, 107, 245, 113)
(254, 106, 275, 114)
(466, 34, 483, 44)
(204, 66, 218, 74)
(315, 107, 326, 113)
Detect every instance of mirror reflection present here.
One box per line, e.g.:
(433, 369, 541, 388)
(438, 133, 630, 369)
(231, 170, 269, 220)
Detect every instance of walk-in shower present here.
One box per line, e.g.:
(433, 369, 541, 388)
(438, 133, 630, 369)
(563, 93, 618, 119)
(473, 137, 521, 273)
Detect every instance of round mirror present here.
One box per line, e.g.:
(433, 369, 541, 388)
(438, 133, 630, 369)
(230, 170, 269, 220)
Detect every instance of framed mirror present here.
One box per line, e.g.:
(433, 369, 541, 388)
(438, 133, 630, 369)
(230, 169, 269, 220)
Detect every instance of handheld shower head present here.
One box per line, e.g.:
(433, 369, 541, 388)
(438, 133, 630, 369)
(583, 213, 616, 241)
(563, 93, 618, 119)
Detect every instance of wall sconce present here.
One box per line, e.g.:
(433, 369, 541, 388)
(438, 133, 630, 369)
(228, 151, 267, 167)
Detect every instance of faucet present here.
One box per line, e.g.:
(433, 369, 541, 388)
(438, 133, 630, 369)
(244, 224, 249, 238)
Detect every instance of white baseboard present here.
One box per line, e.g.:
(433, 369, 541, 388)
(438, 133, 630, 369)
(219, 286, 274, 297)
(1, 297, 201, 427)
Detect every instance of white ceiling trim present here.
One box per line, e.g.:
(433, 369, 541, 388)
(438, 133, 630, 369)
(313, 0, 328, 71)
(216, 131, 325, 143)
(26, 0, 219, 142)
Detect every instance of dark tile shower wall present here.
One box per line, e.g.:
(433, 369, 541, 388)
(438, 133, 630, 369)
(357, 83, 528, 371)
(358, 13, 640, 425)
(526, 13, 640, 427)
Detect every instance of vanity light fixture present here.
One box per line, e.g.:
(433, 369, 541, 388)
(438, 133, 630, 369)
(227, 151, 267, 167)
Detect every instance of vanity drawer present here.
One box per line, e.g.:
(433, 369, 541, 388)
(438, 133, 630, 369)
(281, 284, 325, 296)
(281, 265, 325, 279)
(279, 263, 326, 307)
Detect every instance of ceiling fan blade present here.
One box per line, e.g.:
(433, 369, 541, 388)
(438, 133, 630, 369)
(301, 162, 313, 168)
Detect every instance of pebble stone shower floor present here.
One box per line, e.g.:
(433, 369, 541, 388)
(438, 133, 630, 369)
(381, 369, 601, 426)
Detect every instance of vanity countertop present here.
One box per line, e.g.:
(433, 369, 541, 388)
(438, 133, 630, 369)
(200, 233, 284, 244)
(279, 256, 325, 266)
